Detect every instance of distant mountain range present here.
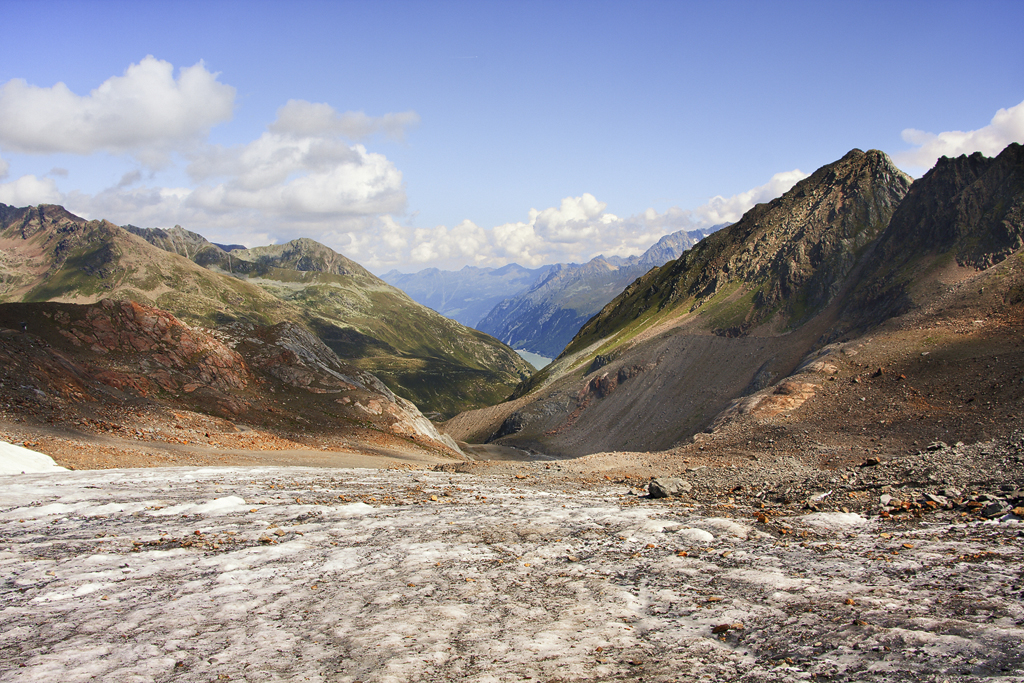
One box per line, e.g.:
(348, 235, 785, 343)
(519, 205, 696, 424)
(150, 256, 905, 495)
(381, 263, 551, 331)
(383, 227, 722, 358)
(476, 228, 718, 357)
(0, 208, 532, 419)
(443, 144, 1024, 458)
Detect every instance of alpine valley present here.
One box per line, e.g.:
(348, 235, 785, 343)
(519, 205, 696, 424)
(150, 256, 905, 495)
(4, 146, 1024, 683)
(384, 227, 719, 358)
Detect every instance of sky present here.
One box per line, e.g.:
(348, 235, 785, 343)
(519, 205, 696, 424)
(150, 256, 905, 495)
(0, 0, 1022, 273)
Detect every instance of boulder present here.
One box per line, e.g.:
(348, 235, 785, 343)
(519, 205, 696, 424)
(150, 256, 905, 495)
(648, 477, 693, 499)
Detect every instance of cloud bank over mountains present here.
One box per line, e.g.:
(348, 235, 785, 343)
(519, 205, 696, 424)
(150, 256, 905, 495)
(364, 169, 809, 271)
(0, 57, 1021, 272)
(895, 98, 1024, 172)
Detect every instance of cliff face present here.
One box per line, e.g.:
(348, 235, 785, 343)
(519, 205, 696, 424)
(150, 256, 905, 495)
(844, 143, 1024, 332)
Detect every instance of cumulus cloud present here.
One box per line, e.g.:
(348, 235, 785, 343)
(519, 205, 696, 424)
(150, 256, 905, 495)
(184, 102, 407, 220)
(117, 170, 143, 188)
(0, 175, 62, 206)
(895, 98, 1024, 171)
(0, 155, 8, 180)
(57, 98, 409, 240)
(0, 56, 235, 166)
(348, 170, 807, 271)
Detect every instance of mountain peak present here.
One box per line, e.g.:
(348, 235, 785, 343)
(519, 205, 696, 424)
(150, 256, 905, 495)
(567, 149, 913, 353)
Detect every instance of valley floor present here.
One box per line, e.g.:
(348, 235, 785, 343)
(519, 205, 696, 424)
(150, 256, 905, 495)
(2, 432, 1023, 682)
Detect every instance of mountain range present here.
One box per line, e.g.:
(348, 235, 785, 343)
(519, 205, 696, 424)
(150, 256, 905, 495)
(476, 228, 716, 357)
(380, 263, 551, 331)
(443, 145, 1024, 460)
(383, 227, 718, 359)
(0, 208, 532, 420)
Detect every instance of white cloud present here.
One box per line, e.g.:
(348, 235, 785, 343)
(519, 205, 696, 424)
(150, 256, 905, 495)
(895, 98, 1024, 171)
(0, 56, 235, 166)
(0, 154, 7, 180)
(348, 170, 807, 271)
(60, 100, 409, 239)
(691, 169, 808, 226)
(269, 100, 419, 141)
(0, 175, 62, 206)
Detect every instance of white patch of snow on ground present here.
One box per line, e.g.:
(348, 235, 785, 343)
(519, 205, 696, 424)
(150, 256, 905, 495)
(795, 511, 870, 528)
(0, 440, 66, 474)
(0, 466, 1022, 682)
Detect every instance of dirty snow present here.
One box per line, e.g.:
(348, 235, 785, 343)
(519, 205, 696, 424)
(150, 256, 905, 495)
(1, 466, 1022, 682)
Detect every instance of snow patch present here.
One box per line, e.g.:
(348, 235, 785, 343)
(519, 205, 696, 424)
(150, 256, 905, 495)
(796, 511, 869, 529)
(0, 440, 67, 474)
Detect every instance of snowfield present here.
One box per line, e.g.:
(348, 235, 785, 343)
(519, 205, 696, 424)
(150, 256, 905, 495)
(1, 465, 1022, 682)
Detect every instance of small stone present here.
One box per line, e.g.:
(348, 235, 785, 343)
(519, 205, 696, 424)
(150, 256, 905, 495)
(926, 441, 947, 451)
(712, 624, 731, 634)
(981, 501, 1011, 519)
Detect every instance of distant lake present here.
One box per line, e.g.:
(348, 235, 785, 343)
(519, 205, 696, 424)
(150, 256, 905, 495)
(515, 349, 552, 370)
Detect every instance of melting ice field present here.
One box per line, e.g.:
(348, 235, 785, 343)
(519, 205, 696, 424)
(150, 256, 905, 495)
(1, 466, 1023, 682)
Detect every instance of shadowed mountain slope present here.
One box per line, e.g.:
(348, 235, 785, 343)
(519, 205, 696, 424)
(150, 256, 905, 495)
(0, 299, 462, 457)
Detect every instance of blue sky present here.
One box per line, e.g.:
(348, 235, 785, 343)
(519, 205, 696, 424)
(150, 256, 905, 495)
(1, 0, 1022, 272)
